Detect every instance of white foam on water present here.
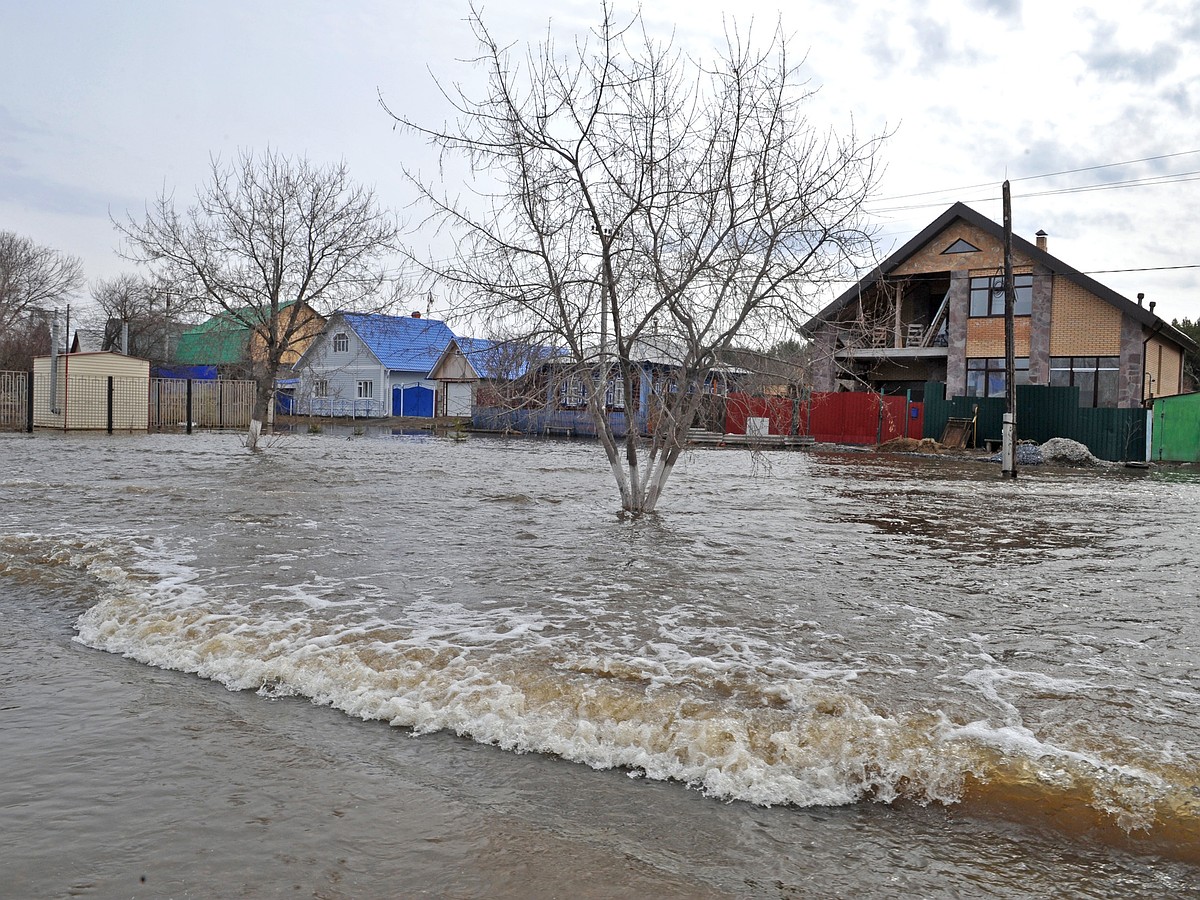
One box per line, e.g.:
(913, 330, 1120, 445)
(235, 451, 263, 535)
(6, 527, 1178, 839)
(67, 584, 1181, 830)
(961, 665, 1098, 724)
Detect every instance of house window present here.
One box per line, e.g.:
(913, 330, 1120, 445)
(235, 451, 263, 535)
(1050, 356, 1119, 408)
(356, 380, 374, 399)
(559, 375, 585, 408)
(606, 378, 626, 410)
(966, 357, 1030, 398)
(942, 238, 981, 254)
(313, 379, 329, 398)
(333, 332, 349, 353)
(969, 274, 1033, 317)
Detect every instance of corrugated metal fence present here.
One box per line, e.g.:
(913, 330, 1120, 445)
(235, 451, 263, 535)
(0, 370, 255, 433)
(1151, 392, 1200, 463)
(724, 392, 925, 444)
(923, 382, 1147, 462)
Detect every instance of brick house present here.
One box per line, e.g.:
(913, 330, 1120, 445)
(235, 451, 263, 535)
(802, 202, 1195, 408)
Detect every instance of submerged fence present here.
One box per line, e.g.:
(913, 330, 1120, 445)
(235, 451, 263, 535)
(0, 370, 255, 433)
(0, 370, 28, 431)
(923, 382, 1147, 462)
(147, 377, 255, 431)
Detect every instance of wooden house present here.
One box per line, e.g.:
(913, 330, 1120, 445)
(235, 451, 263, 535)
(292, 312, 456, 417)
(175, 301, 325, 378)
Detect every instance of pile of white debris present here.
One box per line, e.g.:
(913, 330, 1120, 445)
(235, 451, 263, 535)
(1037, 437, 1104, 467)
(987, 437, 1106, 467)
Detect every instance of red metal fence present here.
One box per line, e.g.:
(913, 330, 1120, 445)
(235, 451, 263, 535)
(725, 391, 924, 445)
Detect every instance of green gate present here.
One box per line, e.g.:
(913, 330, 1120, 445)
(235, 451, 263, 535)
(1151, 392, 1200, 462)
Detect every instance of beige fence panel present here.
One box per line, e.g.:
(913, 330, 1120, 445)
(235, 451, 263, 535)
(149, 378, 190, 430)
(0, 370, 28, 431)
(31, 372, 150, 431)
(149, 378, 255, 430)
(6, 372, 257, 433)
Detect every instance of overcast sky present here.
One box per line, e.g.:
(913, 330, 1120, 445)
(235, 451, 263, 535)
(3, 0, 1198, 326)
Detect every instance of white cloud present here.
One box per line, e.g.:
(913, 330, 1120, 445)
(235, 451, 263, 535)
(1, 0, 1197, 321)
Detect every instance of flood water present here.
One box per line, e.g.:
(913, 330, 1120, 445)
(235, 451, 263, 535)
(2, 429, 1199, 899)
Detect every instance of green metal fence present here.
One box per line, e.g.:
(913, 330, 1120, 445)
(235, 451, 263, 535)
(923, 382, 1147, 462)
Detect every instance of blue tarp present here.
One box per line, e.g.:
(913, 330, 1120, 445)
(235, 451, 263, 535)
(155, 365, 218, 380)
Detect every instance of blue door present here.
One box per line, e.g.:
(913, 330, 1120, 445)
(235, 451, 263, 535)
(400, 384, 434, 417)
(392, 386, 403, 416)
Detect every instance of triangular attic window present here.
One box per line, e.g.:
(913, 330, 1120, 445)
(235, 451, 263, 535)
(942, 238, 981, 254)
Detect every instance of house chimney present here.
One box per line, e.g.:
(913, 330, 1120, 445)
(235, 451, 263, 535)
(1137, 292, 1145, 307)
(1149, 300, 1157, 315)
(411, 311, 421, 318)
(1035, 230, 1048, 252)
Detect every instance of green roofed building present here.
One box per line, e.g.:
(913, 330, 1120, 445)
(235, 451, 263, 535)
(174, 314, 253, 367)
(172, 302, 324, 375)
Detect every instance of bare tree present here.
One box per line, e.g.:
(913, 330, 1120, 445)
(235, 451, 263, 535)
(0, 231, 84, 369)
(116, 149, 399, 449)
(384, 4, 883, 513)
(85, 273, 194, 365)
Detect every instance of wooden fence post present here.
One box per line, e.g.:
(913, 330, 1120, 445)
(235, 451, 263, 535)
(107, 376, 114, 434)
(186, 379, 193, 435)
(26, 370, 33, 433)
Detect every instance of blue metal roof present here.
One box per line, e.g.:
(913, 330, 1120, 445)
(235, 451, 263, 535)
(342, 313, 456, 372)
(452, 336, 564, 379)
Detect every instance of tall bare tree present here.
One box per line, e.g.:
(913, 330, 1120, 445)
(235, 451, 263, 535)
(0, 231, 84, 369)
(117, 149, 399, 449)
(384, 4, 883, 513)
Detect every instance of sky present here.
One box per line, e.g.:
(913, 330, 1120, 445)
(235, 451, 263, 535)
(2, 0, 1199, 329)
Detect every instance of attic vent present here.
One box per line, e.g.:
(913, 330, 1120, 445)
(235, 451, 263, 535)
(942, 238, 981, 254)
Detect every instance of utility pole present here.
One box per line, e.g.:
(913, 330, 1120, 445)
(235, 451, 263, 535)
(1001, 181, 1017, 479)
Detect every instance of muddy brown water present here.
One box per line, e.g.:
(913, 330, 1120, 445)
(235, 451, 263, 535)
(2, 430, 1199, 898)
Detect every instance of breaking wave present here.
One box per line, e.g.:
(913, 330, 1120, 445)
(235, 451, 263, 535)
(6, 531, 1195, 863)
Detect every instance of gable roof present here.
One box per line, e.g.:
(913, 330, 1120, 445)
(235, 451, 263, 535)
(337, 312, 456, 372)
(70, 328, 107, 353)
(174, 301, 308, 366)
(803, 202, 1197, 352)
(175, 319, 250, 365)
(469, 337, 564, 379)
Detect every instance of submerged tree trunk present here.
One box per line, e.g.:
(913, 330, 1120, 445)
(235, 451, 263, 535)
(246, 373, 274, 452)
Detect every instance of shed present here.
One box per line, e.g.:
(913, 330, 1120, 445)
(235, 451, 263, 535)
(428, 337, 489, 417)
(33, 352, 151, 431)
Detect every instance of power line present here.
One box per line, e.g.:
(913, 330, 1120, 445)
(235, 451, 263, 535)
(873, 148, 1200, 204)
(1083, 264, 1200, 274)
(869, 168, 1200, 216)
(1020, 172, 1200, 199)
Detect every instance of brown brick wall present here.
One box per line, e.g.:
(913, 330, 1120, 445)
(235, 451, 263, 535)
(966, 317, 1032, 357)
(1049, 280, 1122, 356)
(892, 222, 1041, 277)
(1148, 338, 1183, 397)
(894, 223, 1003, 274)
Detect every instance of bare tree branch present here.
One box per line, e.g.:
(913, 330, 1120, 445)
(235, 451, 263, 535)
(383, 4, 885, 511)
(0, 231, 84, 364)
(115, 149, 400, 450)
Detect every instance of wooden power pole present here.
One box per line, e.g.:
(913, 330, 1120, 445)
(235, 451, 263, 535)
(1001, 181, 1017, 478)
